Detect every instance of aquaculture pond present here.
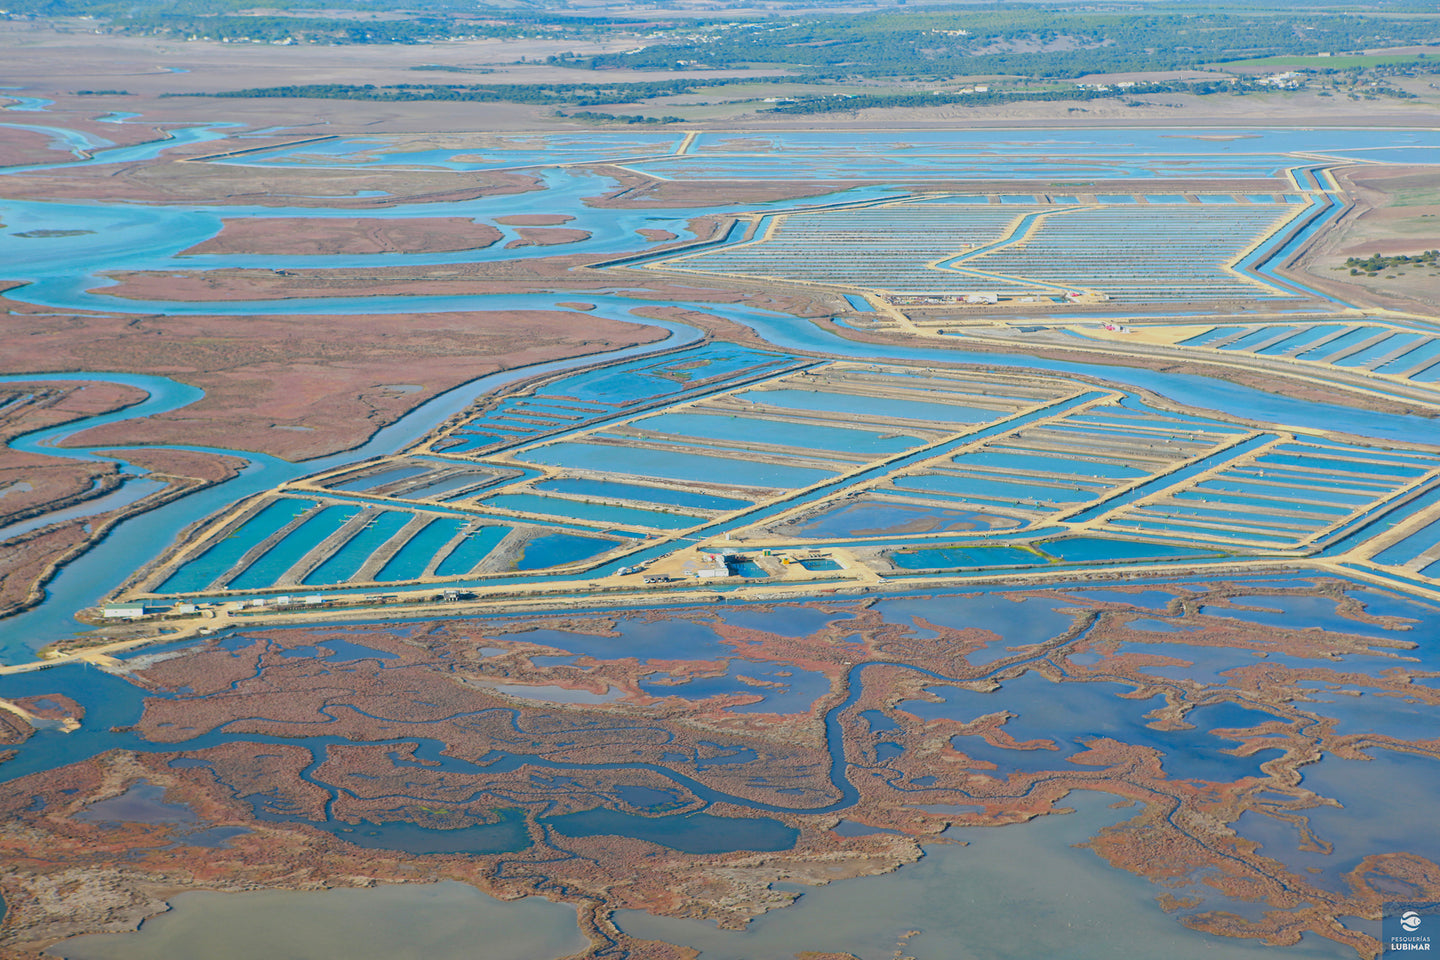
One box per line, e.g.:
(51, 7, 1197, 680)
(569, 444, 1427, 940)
(795, 499, 1021, 538)
(373, 518, 471, 582)
(512, 532, 614, 571)
(889, 544, 1039, 570)
(301, 510, 413, 585)
(629, 411, 922, 456)
(532, 477, 751, 511)
(212, 504, 364, 589)
(515, 441, 837, 489)
(737, 387, 994, 424)
(432, 525, 512, 577)
(482, 493, 703, 530)
(156, 499, 318, 594)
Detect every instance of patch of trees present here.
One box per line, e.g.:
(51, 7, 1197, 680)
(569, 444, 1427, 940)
(1347, 251, 1440, 274)
(769, 79, 1256, 114)
(576, 10, 1440, 81)
(564, 111, 685, 124)
(174, 76, 758, 106)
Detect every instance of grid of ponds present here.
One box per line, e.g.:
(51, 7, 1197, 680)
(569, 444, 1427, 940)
(487, 363, 1073, 517)
(153, 491, 624, 594)
(1175, 321, 1440, 383)
(655, 198, 1307, 303)
(1101, 440, 1437, 549)
(663, 204, 1024, 293)
(319, 459, 507, 502)
(885, 398, 1249, 522)
(150, 337, 1440, 599)
(1367, 513, 1440, 576)
(954, 201, 1305, 302)
(434, 344, 800, 457)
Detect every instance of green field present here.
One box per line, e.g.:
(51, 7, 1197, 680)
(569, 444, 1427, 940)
(1219, 53, 1435, 70)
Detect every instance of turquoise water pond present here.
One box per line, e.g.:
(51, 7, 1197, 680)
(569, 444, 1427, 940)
(374, 518, 469, 582)
(513, 532, 614, 571)
(157, 499, 317, 594)
(433, 525, 512, 577)
(301, 511, 413, 586)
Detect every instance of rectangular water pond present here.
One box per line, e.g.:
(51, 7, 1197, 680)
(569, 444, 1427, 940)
(483, 493, 703, 530)
(227, 504, 361, 591)
(157, 498, 317, 594)
(517, 441, 836, 489)
(889, 545, 1039, 570)
(534, 477, 751, 511)
(512, 532, 615, 571)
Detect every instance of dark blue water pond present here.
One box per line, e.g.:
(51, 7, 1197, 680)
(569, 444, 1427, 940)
(641, 659, 829, 714)
(514, 532, 613, 570)
(1199, 594, 1406, 640)
(873, 594, 1081, 663)
(306, 808, 530, 856)
(716, 605, 854, 638)
(731, 559, 769, 578)
(896, 674, 1283, 781)
(500, 617, 732, 662)
(546, 807, 797, 854)
(278, 639, 398, 663)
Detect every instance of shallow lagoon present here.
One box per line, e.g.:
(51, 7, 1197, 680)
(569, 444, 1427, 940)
(1238, 750, 1440, 894)
(616, 791, 1349, 959)
(48, 882, 588, 960)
